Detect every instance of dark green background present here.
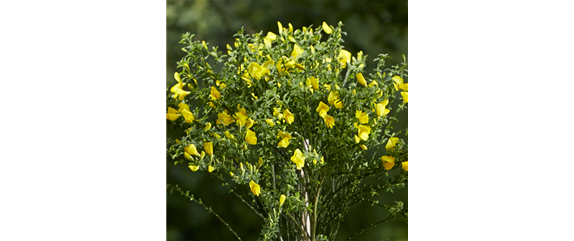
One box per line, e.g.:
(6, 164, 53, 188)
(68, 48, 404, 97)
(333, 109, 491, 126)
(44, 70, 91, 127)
(167, 0, 408, 240)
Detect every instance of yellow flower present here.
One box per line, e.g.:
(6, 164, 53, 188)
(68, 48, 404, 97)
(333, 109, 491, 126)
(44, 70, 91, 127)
(402, 161, 408, 171)
(246, 118, 255, 129)
(181, 109, 195, 123)
(208, 165, 215, 173)
(339, 49, 351, 68)
(283, 109, 294, 124)
(203, 122, 211, 131)
(356, 73, 367, 87)
(245, 129, 257, 145)
(291, 44, 303, 59)
(291, 149, 305, 170)
(375, 99, 390, 117)
(354, 135, 360, 143)
(309, 76, 319, 90)
(210, 86, 221, 100)
(357, 125, 371, 141)
(184, 152, 192, 160)
(316, 101, 330, 118)
(334, 99, 344, 109)
(178, 102, 190, 112)
(217, 110, 235, 125)
(322, 21, 332, 34)
(288, 23, 293, 33)
(249, 180, 261, 196)
(202, 40, 208, 50)
(166, 107, 181, 121)
(248, 62, 269, 80)
(224, 131, 235, 140)
(360, 144, 367, 150)
(381, 156, 395, 170)
(266, 119, 275, 127)
(324, 114, 335, 128)
(277, 21, 283, 35)
(391, 76, 408, 91)
(184, 144, 201, 157)
(171, 72, 190, 99)
(277, 130, 292, 148)
(266, 31, 277, 41)
(279, 194, 286, 206)
(386, 137, 400, 150)
(355, 110, 369, 124)
(189, 165, 199, 172)
(327, 91, 340, 106)
(401, 91, 408, 104)
(204, 142, 213, 156)
(234, 109, 248, 127)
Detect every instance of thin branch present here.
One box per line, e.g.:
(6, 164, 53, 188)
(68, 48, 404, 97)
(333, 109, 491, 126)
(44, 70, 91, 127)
(343, 214, 395, 241)
(168, 184, 243, 241)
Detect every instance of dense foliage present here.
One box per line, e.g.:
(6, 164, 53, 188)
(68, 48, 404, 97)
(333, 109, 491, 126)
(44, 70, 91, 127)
(167, 21, 407, 241)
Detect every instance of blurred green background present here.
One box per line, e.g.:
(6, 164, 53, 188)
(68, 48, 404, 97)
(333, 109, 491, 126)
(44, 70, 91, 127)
(166, 0, 408, 240)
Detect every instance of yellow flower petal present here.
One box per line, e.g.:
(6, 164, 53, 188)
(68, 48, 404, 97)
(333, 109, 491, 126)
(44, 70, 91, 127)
(184, 144, 201, 157)
(402, 161, 408, 171)
(208, 165, 215, 173)
(334, 99, 344, 109)
(249, 180, 261, 196)
(279, 194, 286, 206)
(245, 129, 257, 145)
(210, 86, 221, 100)
(248, 62, 269, 80)
(375, 103, 390, 117)
(381, 156, 395, 170)
(291, 44, 303, 59)
(324, 115, 335, 128)
(217, 110, 235, 125)
(224, 131, 235, 140)
(392, 76, 403, 91)
(267, 32, 277, 41)
(322, 22, 332, 34)
(357, 125, 371, 141)
(203, 122, 211, 131)
(339, 49, 351, 68)
(316, 101, 330, 118)
(401, 91, 408, 104)
(356, 73, 367, 87)
(204, 142, 213, 156)
(310, 76, 319, 90)
(181, 109, 195, 123)
(360, 144, 367, 150)
(283, 109, 294, 124)
(246, 118, 255, 129)
(166, 107, 181, 121)
(277, 131, 292, 148)
(189, 165, 199, 172)
(178, 103, 190, 112)
(290, 149, 305, 170)
(266, 119, 275, 127)
(354, 135, 360, 143)
(385, 137, 400, 151)
(355, 110, 369, 124)
(327, 91, 340, 106)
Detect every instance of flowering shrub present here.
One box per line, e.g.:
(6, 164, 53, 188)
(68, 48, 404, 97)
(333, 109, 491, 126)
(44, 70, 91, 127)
(167, 21, 408, 241)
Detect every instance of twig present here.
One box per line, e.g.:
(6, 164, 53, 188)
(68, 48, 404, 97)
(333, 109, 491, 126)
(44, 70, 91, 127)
(168, 184, 243, 241)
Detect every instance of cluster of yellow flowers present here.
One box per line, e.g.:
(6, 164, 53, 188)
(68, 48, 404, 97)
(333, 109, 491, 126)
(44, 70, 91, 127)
(167, 21, 408, 205)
